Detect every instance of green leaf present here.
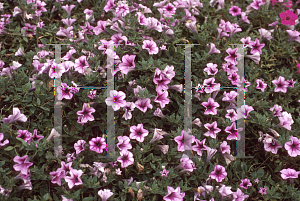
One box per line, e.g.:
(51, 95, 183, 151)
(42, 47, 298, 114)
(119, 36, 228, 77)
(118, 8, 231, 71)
(23, 37, 28, 42)
(16, 137, 29, 147)
(83, 197, 94, 201)
(43, 193, 49, 200)
(257, 168, 264, 177)
(37, 98, 41, 106)
(4, 146, 14, 151)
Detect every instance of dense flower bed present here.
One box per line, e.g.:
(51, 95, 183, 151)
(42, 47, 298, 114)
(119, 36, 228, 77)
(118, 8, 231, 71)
(0, 0, 300, 200)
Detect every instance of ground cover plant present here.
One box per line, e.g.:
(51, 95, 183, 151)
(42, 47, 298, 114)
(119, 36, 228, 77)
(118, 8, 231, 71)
(0, 0, 300, 200)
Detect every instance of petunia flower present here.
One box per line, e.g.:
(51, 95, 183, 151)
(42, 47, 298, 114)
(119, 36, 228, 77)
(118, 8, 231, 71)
(225, 122, 242, 140)
(122, 102, 135, 120)
(160, 168, 169, 177)
(61, 195, 73, 201)
(239, 178, 252, 189)
(202, 97, 220, 115)
(192, 138, 207, 156)
(49, 63, 65, 79)
(255, 79, 268, 92)
(236, 105, 254, 120)
(0, 133, 9, 147)
(245, 52, 261, 64)
(149, 128, 169, 144)
(204, 63, 218, 75)
(210, 165, 227, 182)
(277, 111, 294, 130)
(2, 107, 27, 124)
(142, 40, 159, 55)
(284, 135, 300, 157)
(229, 6, 242, 16)
(117, 150, 134, 168)
(64, 169, 84, 189)
(206, 146, 217, 163)
(163, 186, 185, 201)
(13, 155, 33, 175)
(286, 30, 300, 43)
(129, 124, 149, 143)
(280, 10, 298, 25)
(105, 90, 127, 111)
(258, 28, 274, 41)
(28, 129, 44, 147)
(117, 136, 132, 151)
(225, 109, 238, 122)
(250, 0, 265, 10)
(15, 48, 25, 56)
(263, 139, 282, 154)
(74, 140, 86, 155)
(259, 187, 267, 195)
(154, 73, 171, 93)
(249, 38, 265, 54)
(157, 145, 169, 154)
(49, 169, 66, 186)
(225, 48, 242, 65)
(232, 188, 249, 201)
(218, 185, 233, 199)
(62, 18, 77, 27)
(239, 12, 250, 24)
(61, 4, 75, 16)
(89, 137, 106, 154)
(280, 168, 300, 180)
(208, 42, 221, 54)
(98, 189, 113, 201)
(174, 129, 195, 152)
(220, 141, 231, 154)
(176, 154, 196, 174)
(154, 90, 170, 108)
(204, 121, 221, 139)
(118, 54, 136, 75)
(135, 98, 153, 113)
(76, 103, 96, 124)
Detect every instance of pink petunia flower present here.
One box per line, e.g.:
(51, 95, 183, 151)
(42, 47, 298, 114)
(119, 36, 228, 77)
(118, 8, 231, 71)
(174, 129, 195, 152)
(204, 63, 218, 75)
(249, 38, 265, 55)
(89, 137, 106, 154)
(105, 90, 127, 111)
(122, 102, 135, 120)
(280, 168, 300, 180)
(98, 189, 114, 201)
(204, 121, 221, 139)
(160, 168, 170, 177)
(284, 135, 300, 157)
(202, 97, 220, 115)
(210, 165, 227, 182)
(76, 103, 96, 124)
(225, 109, 238, 122)
(64, 169, 84, 189)
(192, 138, 208, 156)
(220, 141, 231, 154)
(129, 124, 149, 143)
(229, 6, 242, 16)
(280, 10, 298, 25)
(225, 122, 242, 140)
(74, 55, 89, 74)
(208, 43, 221, 54)
(142, 40, 159, 54)
(239, 178, 252, 189)
(232, 188, 249, 201)
(176, 154, 196, 174)
(163, 186, 185, 201)
(259, 187, 267, 195)
(278, 111, 294, 130)
(0, 133, 9, 147)
(2, 107, 27, 124)
(13, 155, 33, 175)
(117, 150, 134, 168)
(154, 90, 170, 108)
(263, 139, 282, 154)
(117, 136, 132, 151)
(118, 54, 136, 75)
(255, 79, 267, 92)
(49, 169, 66, 186)
(135, 98, 153, 113)
(74, 140, 86, 155)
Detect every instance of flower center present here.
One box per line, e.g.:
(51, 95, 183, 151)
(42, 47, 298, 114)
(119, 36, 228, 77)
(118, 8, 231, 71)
(75, 177, 79, 183)
(286, 17, 290, 20)
(207, 106, 211, 109)
(137, 132, 141, 136)
(96, 143, 100, 147)
(210, 128, 214, 131)
(278, 84, 282, 87)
